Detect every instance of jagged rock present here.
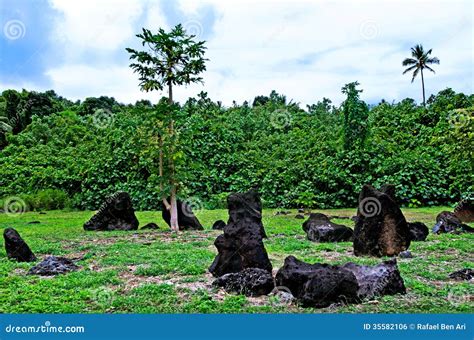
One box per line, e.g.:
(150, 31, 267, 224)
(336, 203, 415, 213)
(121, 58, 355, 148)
(353, 185, 411, 257)
(275, 256, 406, 308)
(295, 214, 305, 219)
(212, 220, 226, 230)
(161, 199, 203, 230)
(213, 268, 274, 296)
(28, 256, 79, 275)
(408, 222, 429, 241)
(3, 228, 37, 262)
(432, 211, 474, 234)
(302, 213, 353, 242)
(141, 223, 159, 230)
(341, 259, 406, 298)
(448, 269, 473, 281)
(454, 199, 474, 222)
(275, 256, 359, 308)
(83, 192, 139, 231)
(399, 250, 413, 258)
(209, 189, 272, 277)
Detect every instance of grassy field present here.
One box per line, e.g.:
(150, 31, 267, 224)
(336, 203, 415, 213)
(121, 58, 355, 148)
(0, 207, 472, 313)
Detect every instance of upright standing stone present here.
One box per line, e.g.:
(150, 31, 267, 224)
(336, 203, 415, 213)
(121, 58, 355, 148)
(3, 228, 37, 262)
(83, 192, 139, 231)
(161, 199, 203, 230)
(353, 185, 411, 257)
(454, 199, 474, 222)
(209, 189, 272, 277)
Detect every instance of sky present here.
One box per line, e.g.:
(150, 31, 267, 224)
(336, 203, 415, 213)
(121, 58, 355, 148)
(0, 0, 472, 106)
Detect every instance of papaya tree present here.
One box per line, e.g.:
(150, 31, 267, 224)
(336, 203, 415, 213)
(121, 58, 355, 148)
(126, 24, 207, 231)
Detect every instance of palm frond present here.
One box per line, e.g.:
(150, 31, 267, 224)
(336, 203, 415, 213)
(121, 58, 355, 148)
(411, 67, 420, 83)
(403, 65, 418, 75)
(426, 57, 440, 65)
(402, 58, 417, 66)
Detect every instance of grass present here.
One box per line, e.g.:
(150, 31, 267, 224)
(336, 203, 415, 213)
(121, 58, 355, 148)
(0, 207, 472, 313)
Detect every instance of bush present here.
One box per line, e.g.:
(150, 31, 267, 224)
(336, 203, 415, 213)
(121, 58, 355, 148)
(1, 189, 71, 212)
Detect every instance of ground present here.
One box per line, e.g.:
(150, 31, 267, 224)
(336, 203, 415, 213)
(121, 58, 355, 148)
(0, 207, 472, 313)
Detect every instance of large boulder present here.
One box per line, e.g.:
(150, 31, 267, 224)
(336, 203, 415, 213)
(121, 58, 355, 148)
(161, 199, 203, 230)
(208, 189, 272, 277)
(303, 213, 353, 242)
(454, 199, 474, 222)
(83, 192, 139, 231)
(353, 185, 411, 257)
(28, 256, 79, 276)
(407, 222, 429, 241)
(3, 228, 36, 262)
(433, 211, 474, 234)
(213, 268, 275, 296)
(275, 256, 359, 308)
(275, 256, 406, 308)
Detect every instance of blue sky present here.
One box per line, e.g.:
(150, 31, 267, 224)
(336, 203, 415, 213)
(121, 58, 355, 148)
(0, 0, 472, 106)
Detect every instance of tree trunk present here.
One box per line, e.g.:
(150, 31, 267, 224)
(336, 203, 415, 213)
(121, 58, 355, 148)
(420, 68, 426, 107)
(167, 81, 179, 232)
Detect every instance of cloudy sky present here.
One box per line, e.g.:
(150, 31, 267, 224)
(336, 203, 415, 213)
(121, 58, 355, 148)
(1, 0, 472, 106)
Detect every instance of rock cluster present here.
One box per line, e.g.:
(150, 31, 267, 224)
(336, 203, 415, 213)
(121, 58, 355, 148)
(213, 268, 274, 296)
(432, 211, 474, 234)
(28, 256, 79, 276)
(353, 185, 411, 257)
(83, 192, 139, 231)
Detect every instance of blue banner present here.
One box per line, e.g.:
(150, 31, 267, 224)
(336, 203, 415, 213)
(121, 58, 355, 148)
(0, 314, 472, 340)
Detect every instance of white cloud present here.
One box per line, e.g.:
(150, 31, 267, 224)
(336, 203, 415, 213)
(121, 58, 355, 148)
(38, 0, 474, 106)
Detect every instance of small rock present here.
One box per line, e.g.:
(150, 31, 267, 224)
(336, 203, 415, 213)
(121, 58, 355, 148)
(302, 213, 353, 242)
(141, 223, 159, 230)
(399, 250, 413, 259)
(408, 222, 429, 241)
(27, 221, 41, 224)
(295, 214, 305, 219)
(212, 220, 226, 230)
(39, 212, 47, 215)
(297, 208, 305, 213)
(28, 256, 79, 276)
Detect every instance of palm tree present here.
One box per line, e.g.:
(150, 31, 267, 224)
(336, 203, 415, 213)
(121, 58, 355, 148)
(402, 44, 440, 106)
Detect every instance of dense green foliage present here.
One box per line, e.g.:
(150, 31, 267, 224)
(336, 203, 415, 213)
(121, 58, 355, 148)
(0, 86, 472, 210)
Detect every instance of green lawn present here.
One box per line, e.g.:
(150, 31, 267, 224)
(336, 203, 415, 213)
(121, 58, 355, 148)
(0, 207, 472, 313)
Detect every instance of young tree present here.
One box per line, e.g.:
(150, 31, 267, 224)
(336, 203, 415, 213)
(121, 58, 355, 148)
(340, 81, 369, 150)
(126, 24, 207, 231)
(402, 44, 440, 106)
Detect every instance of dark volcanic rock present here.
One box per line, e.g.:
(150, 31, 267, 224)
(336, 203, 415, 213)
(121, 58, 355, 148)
(212, 220, 226, 230)
(353, 185, 411, 257)
(208, 189, 272, 277)
(454, 199, 474, 222)
(213, 268, 274, 296)
(303, 213, 353, 242)
(83, 192, 139, 231)
(275, 210, 290, 216)
(161, 199, 203, 230)
(399, 250, 413, 259)
(408, 222, 429, 241)
(28, 256, 79, 275)
(448, 269, 473, 281)
(341, 259, 406, 298)
(275, 256, 406, 308)
(141, 222, 159, 230)
(3, 228, 36, 262)
(295, 214, 305, 219)
(27, 221, 41, 224)
(432, 211, 474, 234)
(275, 256, 359, 308)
